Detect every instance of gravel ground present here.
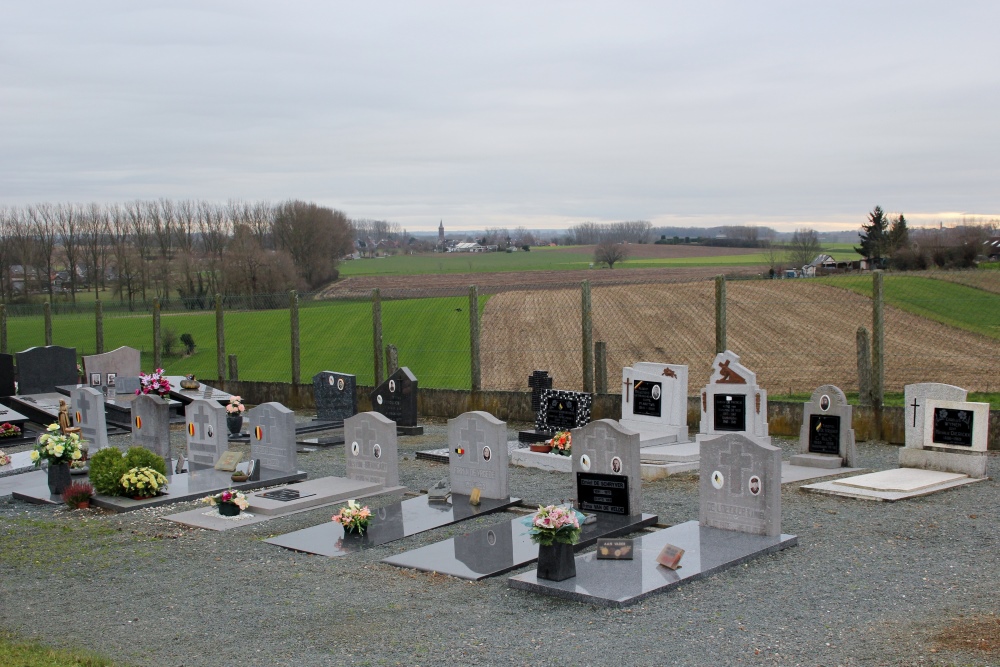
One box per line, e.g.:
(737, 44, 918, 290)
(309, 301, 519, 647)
(1, 416, 998, 667)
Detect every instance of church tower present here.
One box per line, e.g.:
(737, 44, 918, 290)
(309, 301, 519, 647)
(438, 220, 445, 247)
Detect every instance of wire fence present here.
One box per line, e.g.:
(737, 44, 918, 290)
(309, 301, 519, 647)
(4, 268, 1000, 396)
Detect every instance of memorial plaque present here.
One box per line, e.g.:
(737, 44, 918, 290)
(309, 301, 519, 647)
(16, 345, 77, 395)
(655, 543, 685, 569)
(534, 389, 592, 433)
(596, 538, 634, 560)
(260, 489, 316, 502)
(713, 394, 746, 432)
(313, 371, 357, 422)
(214, 450, 244, 472)
(344, 411, 399, 489)
(808, 415, 841, 455)
(632, 380, 662, 418)
(577, 473, 630, 516)
(931, 408, 974, 447)
(370, 367, 418, 427)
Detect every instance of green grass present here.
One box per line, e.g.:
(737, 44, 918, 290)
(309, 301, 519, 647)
(0, 633, 125, 667)
(816, 274, 1000, 340)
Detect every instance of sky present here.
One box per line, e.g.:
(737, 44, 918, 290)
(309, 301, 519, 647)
(1, 1, 998, 233)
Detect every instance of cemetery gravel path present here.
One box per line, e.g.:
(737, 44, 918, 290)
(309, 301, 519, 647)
(0, 418, 998, 667)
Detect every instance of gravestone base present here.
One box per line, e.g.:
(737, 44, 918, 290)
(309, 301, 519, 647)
(517, 429, 552, 444)
(639, 442, 701, 463)
(899, 448, 988, 479)
(397, 424, 424, 436)
(508, 520, 797, 607)
(789, 453, 843, 469)
(511, 449, 573, 473)
(803, 468, 984, 501)
(640, 461, 701, 480)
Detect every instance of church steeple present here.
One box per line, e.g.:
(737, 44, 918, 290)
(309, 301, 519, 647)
(438, 220, 445, 244)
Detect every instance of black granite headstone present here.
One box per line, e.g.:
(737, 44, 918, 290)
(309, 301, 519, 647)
(534, 389, 592, 433)
(15, 346, 78, 395)
(931, 407, 974, 447)
(713, 394, 746, 432)
(313, 371, 357, 422)
(0, 353, 15, 397)
(370, 367, 418, 427)
(807, 414, 841, 455)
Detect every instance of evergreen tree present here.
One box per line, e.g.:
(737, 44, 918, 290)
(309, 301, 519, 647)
(856, 205, 889, 268)
(888, 213, 909, 252)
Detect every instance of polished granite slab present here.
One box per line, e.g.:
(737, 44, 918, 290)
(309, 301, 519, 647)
(249, 476, 395, 515)
(509, 520, 797, 607)
(162, 377, 233, 405)
(11, 462, 307, 512)
(383, 511, 658, 581)
(267, 493, 520, 557)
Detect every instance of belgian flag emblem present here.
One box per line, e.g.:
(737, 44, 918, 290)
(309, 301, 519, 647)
(188, 422, 195, 436)
(75, 411, 81, 422)
(254, 425, 263, 440)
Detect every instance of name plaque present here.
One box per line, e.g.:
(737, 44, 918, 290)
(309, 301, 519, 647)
(714, 394, 746, 432)
(576, 472, 630, 516)
(932, 408, 974, 447)
(808, 414, 841, 455)
(632, 381, 662, 418)
(596, 538, 634, 560)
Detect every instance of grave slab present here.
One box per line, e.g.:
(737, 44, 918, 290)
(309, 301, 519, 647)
(383, 511, 657, 580)
(163, 376, 234, 406)
(249, 476, 385, 516)
(0, 402, 30, 429)
(511, 449, 573, 472)
(802, 468, 984, 501)
(508, 520, 797, 607)
(267, 493, 520, 556)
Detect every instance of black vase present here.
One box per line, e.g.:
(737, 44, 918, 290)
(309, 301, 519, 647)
(536, 541, 576, 581)
(218, 502, 240, 517)
(227, 414, 243, 435)
(47, 462, 72, 496)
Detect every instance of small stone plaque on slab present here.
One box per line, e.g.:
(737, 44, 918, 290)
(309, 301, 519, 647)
(577, 472, 630, 516)
(259, 489, 316, 502)
(214, 450, 243, 472)
(655, 543, 684, 569)
(596, 538, 634, 560)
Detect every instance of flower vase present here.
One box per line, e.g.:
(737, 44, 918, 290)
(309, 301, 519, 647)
(536, 541, 576, 581)
(47, 462, 72, 496)
(218, 502, 241, 517)
(227, 414, 243, 435)
(343, 526, 368, 540)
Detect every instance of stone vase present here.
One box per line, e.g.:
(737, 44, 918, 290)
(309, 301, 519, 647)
(47, 462, 72, 496)
(536, 541, 576, 581)
(227, 414, 243, 435)
(218, 502, 241, 517)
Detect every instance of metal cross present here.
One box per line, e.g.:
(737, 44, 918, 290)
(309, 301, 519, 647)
(622, 378, 632, 403)
(910, 398, 920, 427)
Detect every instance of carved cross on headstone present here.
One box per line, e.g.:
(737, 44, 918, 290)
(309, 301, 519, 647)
(911, 397, 920, 427)
(579, 426, 620, 473)
(192, 405, 212, 439)
(357, 420, 378, 457)
(718, 444, 753, 496)
(622, 378, 632, 403)
(76, 392, 93, 425)
(460, 417, 486, 463)
(257, 408, 278, 439)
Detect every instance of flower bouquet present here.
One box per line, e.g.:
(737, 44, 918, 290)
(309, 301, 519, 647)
(203, 488, 249, 516)
(225, 396, 245, 415)
(31, 424, 84, 467)
(136, 368, 172, 398)
(526, 504, 583, 582)
(332, 499, 372, 535)
(0, 450, 10, 467)
(546, 430, 572, 456)
(120, 466, 168, 499)
(0, 422, 21, 439)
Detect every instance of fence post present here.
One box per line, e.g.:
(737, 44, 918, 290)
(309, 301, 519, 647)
(469, 285, 481, 392)
(228, 354, 239, 382)
(289, 290, 300, 386)
(0, 304, 6, 354)
(95, 299, 104, 354)
(372, 288, 384, 386)
(152, 298, 161, 368)
(385, 344, 399, 377)
(871, 271, 885, 438)
(582, 280, 594, 393)
(44, 302, 52, 346)
(215, 294, 225, 382)
(715, 275, 727, 353)
(856, 326, 872, 406)
(594, 341, 607, 394)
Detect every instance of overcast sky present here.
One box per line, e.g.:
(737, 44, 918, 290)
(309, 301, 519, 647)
(2, 2, 998, 232)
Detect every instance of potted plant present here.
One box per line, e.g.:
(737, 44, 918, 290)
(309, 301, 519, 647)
(527, 504, 582, 581)
(31, 424, 85, 495)
(225, 396, 245, 435)
(332, 499, 372, 536)
(0, 422, 21, 439)
(203, 488, 249, 516)
(63, 481, 94, 509)
(136, 368, 172, 399)
(120, 466, 168, 500)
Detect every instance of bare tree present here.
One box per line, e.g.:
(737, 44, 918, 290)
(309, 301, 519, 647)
(0, 208, 13, 299)
(273, 201, 353, 289)
(81, 203, 109, 297)
(594, 239, 630, 268)
(29, 204, 58, 301)
(789, 228, 822, 270)
(55, 203, 82, 302)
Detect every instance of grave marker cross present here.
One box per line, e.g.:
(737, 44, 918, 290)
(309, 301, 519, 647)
(192, 405, 212, 439)
(76, 392, 93, 424)
(911, 398, 920, 427)
(460, 418, 487, 462)
(357, 420, 378, 456)
(622, 378, 632, 402)
(718, 445, 754, 495)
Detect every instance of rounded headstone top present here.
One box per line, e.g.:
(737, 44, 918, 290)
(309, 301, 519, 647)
(809, 384, 847, 408)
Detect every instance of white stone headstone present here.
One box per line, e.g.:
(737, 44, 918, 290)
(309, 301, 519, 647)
(619, 362, 689, 447)
(344, 411, 399, 489)
(447, 411, 508, 500)
(697, 351, 769, 447)
(900, 383, 987, 478)
(903, 383, 967, 449)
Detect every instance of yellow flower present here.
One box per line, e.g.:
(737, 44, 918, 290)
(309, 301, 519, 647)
(71, 450, 82, 460)
(46, 423, 59, 432)
(53, 445, 65, 457)
(30, 450, 40, 462)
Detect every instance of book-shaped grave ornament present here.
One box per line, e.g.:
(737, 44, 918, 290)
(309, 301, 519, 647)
(370, 367, 422, 435)
(535, 389, 592, 435)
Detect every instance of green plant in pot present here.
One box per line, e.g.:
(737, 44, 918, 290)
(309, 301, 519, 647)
(89, 448, 128, 496)
(63, 481, 94, 509)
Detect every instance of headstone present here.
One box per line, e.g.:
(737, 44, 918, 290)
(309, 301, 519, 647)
(82, 346, 140, 390)
(15, 345, 77, 395)
(903, 383, 967, 449)
(131, 394, 172, 462)
(700, 433, 782, 537)
(535, 389, 592, 434)
(448, 411, 509, 500)
(185, 399, 228, 468)
(370, 367, 419, 430)
(573, 419, 642, 517)
(70, 386, 109, 451)
(344, 411, 400, 489)
(0, 353, 15, 397)
(249, 402, 298, 474)
(791, 385, 857, 468)
(899, 383, 988, 478)
(696, 351, 769, 447)
(527, 370, 553, 414)
(313, 371, 357, 422)
(619, 362, 689, 447)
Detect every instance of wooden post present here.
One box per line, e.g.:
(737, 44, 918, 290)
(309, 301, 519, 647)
(469, 285, 481, 392)
(228, 354, 239, 382)
(715, 275, 727, 353)
(871, 271, 885, 438)
(95, 299, 104, 354)
(372, 288, 384, 386)
(152, 298, 161, 368)
(856, 326, 872, 406)
(385, 344, 399, 377)
(594, 341, 608, 394)
(215, 294, 225, 382)
(0, 304, 6, 354)
(44, 302, 52, 346)
(582, 280, 594, 392)
(289, 290, 300, 385)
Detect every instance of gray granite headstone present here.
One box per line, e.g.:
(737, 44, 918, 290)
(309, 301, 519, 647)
(370, 367, 418, 427)
(15, 345, 77, 395)
(903, 382, 967, 449)
(185, 399, 228, 468)
(572, 419, 642, 517)
(313, 371, 357, 422)
(131, 394, 172, 462)
(792, 385, 857, 467)
(82, 346, 140, 390)
(249, 402, 297, 474)
(344, 411, 399, 488)
(699, 433, 781, 537)
(115, 376, 142, 396)
(447, 411, 509, 500)
(71, 386, 109, 451)
(0, 353, 15, 397)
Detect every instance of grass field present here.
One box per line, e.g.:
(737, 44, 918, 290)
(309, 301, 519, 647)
(0, 631, 123, 666)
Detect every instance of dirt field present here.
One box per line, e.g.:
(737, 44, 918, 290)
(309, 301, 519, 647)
(480, 279, 1000, 394)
